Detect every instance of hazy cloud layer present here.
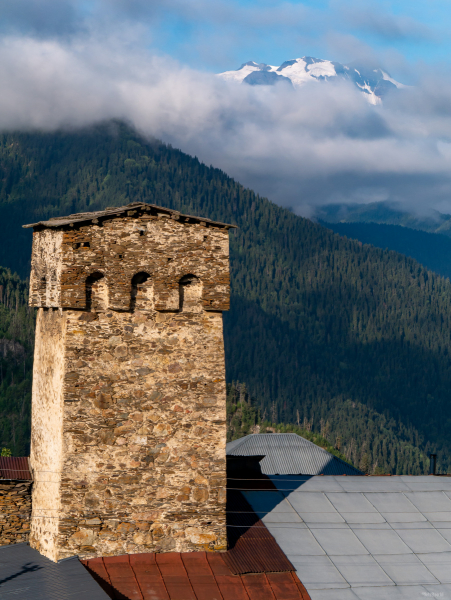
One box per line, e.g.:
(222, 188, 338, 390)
(335, 1, 435, 43)
(1, 32, 451, 215)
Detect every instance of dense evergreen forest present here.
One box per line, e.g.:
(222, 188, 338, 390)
(0, 123, 450, 473)
(0, 269, 34, 455)
(322, 221, 451, 281)
(226, 382, 361, 470)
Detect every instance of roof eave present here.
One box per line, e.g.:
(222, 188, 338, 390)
(22, 202, 237, 231)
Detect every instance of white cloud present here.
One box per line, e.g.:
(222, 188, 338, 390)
(1, 31, 451, 215)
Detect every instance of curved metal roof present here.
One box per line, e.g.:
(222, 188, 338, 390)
(226, 433, 362, 476)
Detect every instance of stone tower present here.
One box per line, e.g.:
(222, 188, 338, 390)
(24, 202, 234, 562)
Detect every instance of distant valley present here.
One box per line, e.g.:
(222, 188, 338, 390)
(317, 201, 451, 236)
(317, 201, 451, 280)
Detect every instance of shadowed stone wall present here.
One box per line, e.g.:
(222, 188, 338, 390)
(0, 482, 32, 545)
(28, 204, 231, 561)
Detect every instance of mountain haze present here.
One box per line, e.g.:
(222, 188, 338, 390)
(316, 202, 451, 236)
(1, 124, 451, 473)
(321, 221, 451, 281)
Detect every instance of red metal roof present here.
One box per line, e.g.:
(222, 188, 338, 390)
(0, 457, 31, 480)
(224, 488, 294, 575)
(81, 552, 311, 600)
(223, 469, 295, 575)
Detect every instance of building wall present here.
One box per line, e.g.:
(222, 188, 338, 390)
(29, 230, 63, 307)
(29, 212, 230, 312)
(29, 308, 66, 561)
(29, 211, 229, 561)
(0, 481, 32, 545)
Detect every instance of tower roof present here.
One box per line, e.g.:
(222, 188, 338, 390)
(23, 202, 237, 230)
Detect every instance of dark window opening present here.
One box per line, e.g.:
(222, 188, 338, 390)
(131, 272, 151, 311)
(86, 272, 105, 311)
(179, 274, 201, 312)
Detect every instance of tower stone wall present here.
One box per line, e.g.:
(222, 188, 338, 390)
(25, 203, 233, 561)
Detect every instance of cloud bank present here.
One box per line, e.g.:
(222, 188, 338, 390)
(1, 30, 451, 215)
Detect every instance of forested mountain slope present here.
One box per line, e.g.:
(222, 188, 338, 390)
(322, 221, 451, 281)
(1, 123, 451, 472)
(0, 269, 34, 456)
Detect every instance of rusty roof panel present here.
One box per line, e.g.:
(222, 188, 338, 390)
(224, 478, 295, 575)
(0, 457, 32, 480)
(82, 552, 310, 600)
(224, 537, 295, 575)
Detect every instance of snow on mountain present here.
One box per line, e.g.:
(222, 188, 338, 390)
(218, 57, 404, 104)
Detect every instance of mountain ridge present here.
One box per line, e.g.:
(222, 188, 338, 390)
(316, 201, 451, 236)
(218, 56, 404, 104)
(0, 123, 450, 473)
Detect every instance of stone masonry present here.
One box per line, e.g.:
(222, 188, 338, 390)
(0, 481, 32, 545)
(24, 202, 234, 562)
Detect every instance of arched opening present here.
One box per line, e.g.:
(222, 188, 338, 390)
(86, 272, 107, 312)
(131, 272, 152, 312)
(179, 274, 202, 312)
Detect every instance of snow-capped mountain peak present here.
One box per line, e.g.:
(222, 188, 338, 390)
(218, 61, 278, 83)
(218, 57, 404, 104)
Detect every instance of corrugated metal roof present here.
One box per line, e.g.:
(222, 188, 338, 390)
(82, 552, 311, 600)
(23, 202, 237, 230)
(226, 433, 362, 476)
(0, 543, 110, 599)
(0, 456, 32, 480)
(244, 474, 451, 600)
(225, 484, 295, 575)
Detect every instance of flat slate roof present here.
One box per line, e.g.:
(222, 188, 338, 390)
(22, 202, 237, 230)
(0, 543, 110, 599)
(243, 474, 451, 600)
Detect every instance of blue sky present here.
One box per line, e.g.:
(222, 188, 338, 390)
(2, 0, 451, 80)
(138, 0, 451, 80)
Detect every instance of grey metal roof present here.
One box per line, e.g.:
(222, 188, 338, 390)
(22, 202, 237, 230)
(0, 543, 110, 599)
(226, 433, 362, 476)
(242, 475, 451, 600)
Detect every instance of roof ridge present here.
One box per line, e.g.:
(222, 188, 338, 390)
(23, 202, 237, 230)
